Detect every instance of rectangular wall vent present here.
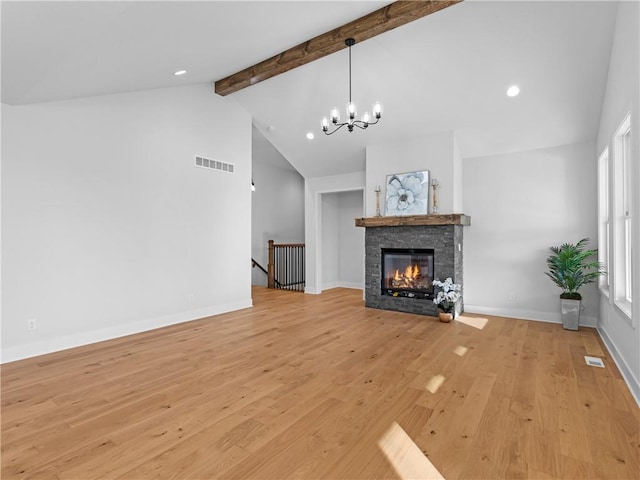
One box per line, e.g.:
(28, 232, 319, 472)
(195, 156, 234, 173)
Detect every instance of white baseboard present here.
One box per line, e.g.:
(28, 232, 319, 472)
(464, 305, 598, 328)
(319, 281, 364, 292)
(597, 326, 640, 407)
(320, 281, 341, 291)
(1, 299, 253, 364)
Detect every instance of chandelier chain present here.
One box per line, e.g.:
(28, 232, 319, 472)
(348, 43, 352, 104)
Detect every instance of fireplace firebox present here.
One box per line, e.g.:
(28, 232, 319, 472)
(381, 248, 434, 299)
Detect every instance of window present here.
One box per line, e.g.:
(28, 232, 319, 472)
(613, 113, 633, 318)
(597, 148, 610, 295)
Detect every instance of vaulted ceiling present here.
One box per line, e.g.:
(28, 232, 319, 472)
(1, 1, 619, 178)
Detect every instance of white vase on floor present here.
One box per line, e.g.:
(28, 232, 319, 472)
(560, 298, 581, 330)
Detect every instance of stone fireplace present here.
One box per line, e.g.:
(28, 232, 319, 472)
(355, 214, 470, 316)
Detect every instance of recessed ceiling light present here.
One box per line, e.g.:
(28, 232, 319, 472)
(306, 132, 315, 140)
(507, 85, 520, 97)
(174, 70, 187, 76)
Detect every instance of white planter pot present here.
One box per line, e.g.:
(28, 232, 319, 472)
(560, 298, 581, 330)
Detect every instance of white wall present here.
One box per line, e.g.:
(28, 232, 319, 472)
(1, 84, 252, 362)
(321, 193, 340, 289)
(365, 132, 461, 217)
(463, 142, 599, 326)
(320, 190, 365, 291)
(453, 135, 463, 211)
(305, 172, 365, 294)
(251, 128, 304, 286)
(338, 191, 365, 288)
(595, 0, 640, 403)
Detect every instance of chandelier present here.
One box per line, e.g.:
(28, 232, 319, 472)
(322, 38, 382, 135)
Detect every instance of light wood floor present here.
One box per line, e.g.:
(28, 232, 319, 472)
(2, 287, 638, 479)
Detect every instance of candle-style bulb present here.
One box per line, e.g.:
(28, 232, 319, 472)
(373, 102, 383, 119)
(346, 102, 356, 120)
(330, 107, 340, 123)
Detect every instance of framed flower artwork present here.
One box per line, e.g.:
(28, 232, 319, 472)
(385, 170, 429, 216)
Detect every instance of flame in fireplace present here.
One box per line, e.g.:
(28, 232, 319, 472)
(411, 264, 420, 279)
(394, 264, 421, 281)
(389, 264, 431, 292)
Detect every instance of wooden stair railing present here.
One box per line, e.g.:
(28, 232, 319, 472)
(252, 258, 283, 288)
(268, 240, 305, 292)
(251, 258, 268, 276)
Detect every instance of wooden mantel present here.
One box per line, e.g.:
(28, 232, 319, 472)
(355, 214, 471, 228)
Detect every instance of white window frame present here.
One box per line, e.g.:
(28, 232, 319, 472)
(597, 148, 610, 296)
(612, 113, 633, 320)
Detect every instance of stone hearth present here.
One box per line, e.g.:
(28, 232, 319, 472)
(356, 214, 470, 317)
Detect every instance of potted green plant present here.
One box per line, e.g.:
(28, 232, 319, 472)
(432, 277, 461, 323)
(544, 238, 605, 330)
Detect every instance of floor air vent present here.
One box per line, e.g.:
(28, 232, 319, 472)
(195, 156, 234, 173)
(584, 356, 605, 368)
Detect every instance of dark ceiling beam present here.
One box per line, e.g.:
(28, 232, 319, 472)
(214, 0, 462, 96)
